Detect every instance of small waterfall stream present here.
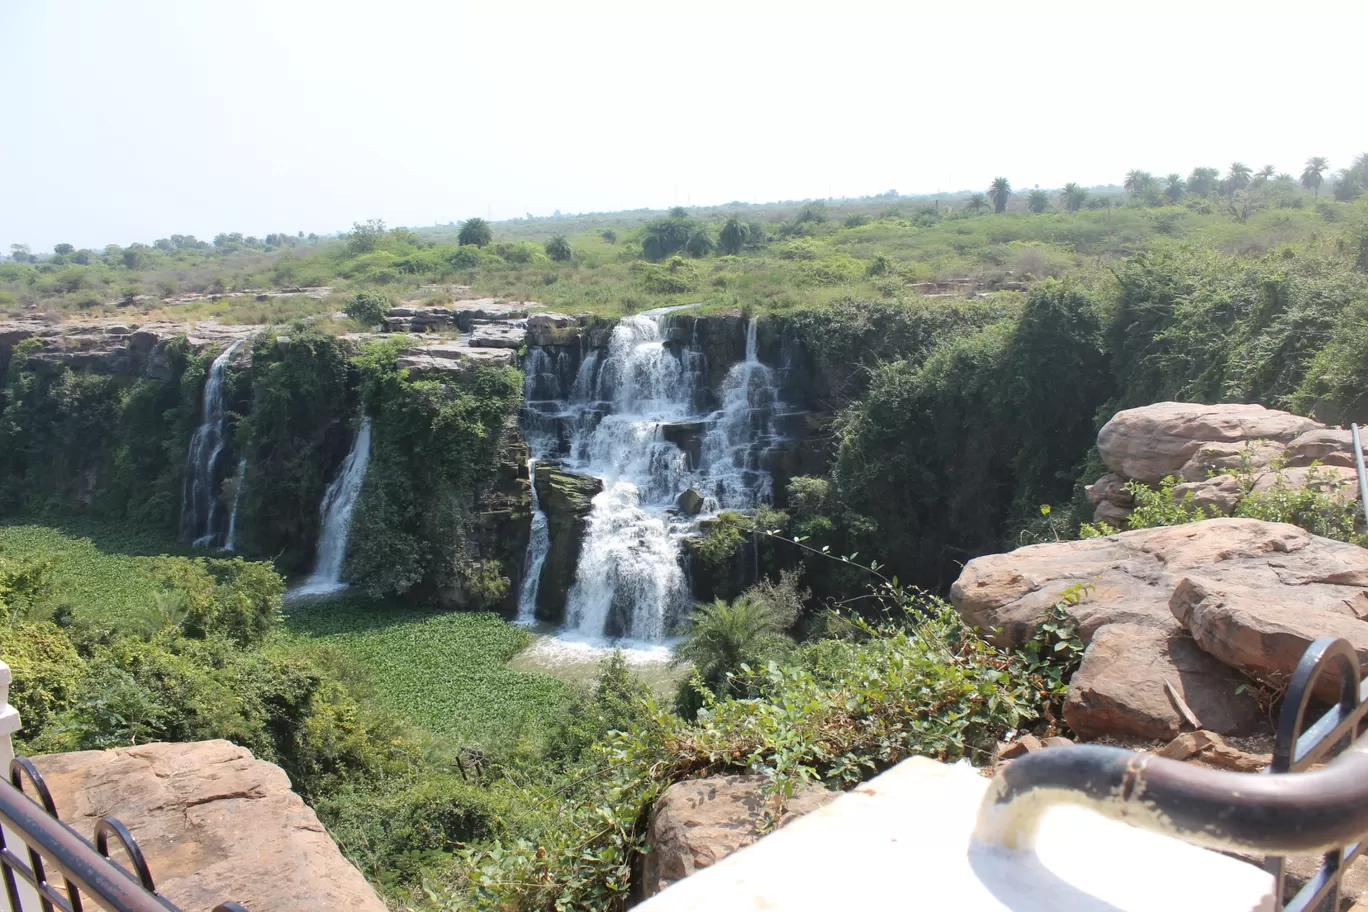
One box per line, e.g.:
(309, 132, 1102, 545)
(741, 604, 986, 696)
(292, 417, 373, 598)
(179, 339, 244, 548)
(223, 458, 248, 552)
(517, 456, 550, 623)
(521, 312, 792, 652)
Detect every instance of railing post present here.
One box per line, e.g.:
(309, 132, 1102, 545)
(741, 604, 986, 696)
(0, 661, 38, 912)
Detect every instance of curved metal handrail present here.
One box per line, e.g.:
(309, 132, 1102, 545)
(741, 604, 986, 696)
(975, 635, 1368, 911)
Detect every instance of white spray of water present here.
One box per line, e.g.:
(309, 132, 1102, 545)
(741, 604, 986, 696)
(223, 458, 248, 552)
(517, 457, 550, 624)
(180, 339, 245, 548)
(291, 417, 373, 598)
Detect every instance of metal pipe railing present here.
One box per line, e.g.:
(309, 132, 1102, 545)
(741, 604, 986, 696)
(1352, 423, 1368, 529)
(975, 636, 1368, 911)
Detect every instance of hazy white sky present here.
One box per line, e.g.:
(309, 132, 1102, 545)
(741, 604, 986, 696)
(2, 0, 1362, 251)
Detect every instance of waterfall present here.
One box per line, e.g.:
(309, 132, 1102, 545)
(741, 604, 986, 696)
(293, 417, 373, 597)
(517, 457, 550, 623)
(223, 458, 248, 552)
(521, 312, 791, 642)
(179, 339, 245, 548)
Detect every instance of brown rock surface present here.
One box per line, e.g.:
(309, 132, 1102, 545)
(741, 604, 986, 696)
(1284, 428, 1358, 468)
(951, 519, 1368, 650)
(33, 740, 385, 912)
(1063, 625, 1262, 741)
(1097, 402, 1319, 484)
(640, 775, 832, 898)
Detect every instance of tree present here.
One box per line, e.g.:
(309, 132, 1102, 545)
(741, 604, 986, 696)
(718, 214, 748, 255)
(545, 235, 571, 261)
(988, 178, 1012, 213)
(684, 226, 715, 257)
(1163, 173, 1186, 203)
(1301, 156, 1329, 199)
(672, 572, 801, 702)
(1187, 167, 1220, 198)
(668, 206, 689, 219)
(1225, 162, 1252, 195)
(457, 217, 492, 247)
(9, 244, 31, 263)
(1027, 189, 1050, 213)
(1123, 170, 1155, 197)
(641, 216, 695, 260)
(1254, 165, 1276, 184)
(1060, 183, 1087, 213)
(347, 219, 386, 255)
(964, 193, 988, 214)
(796, 201, 828, 223)
(345, 291, 389, 327)
(600, 229, 617, 244)
(1333, 169, 1363, 202)
(53, 243, 74, 256)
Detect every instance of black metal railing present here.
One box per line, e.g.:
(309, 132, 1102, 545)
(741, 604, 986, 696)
(976, 635, 1368, 911)
(0, 758, 247, 912)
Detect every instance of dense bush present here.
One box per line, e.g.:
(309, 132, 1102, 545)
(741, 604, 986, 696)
(344, 291, 390, 327)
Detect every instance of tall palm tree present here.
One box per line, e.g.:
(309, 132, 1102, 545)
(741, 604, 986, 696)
(1253, 165, 1277, 184)
(1163, 174, 1186, 203)
(1187, 167, 1220, 198)
(717, 215, 748, 256)
(1060, 183, 1087, 213)
(1027, 189, 1050, 213)
(988, 177, 1012, 213)
(964, 193, 988, 214)
(1123, 170, 1154, 197)
(1226, 162, 1252, 195)
(1301, 156, 1330, 198)
(544, 235, 572, 261)
(457, 217, 492, 247)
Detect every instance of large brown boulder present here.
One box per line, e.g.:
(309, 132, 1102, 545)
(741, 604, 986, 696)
(640, 775, 832, 899)
(32, 740, 385, 912)
(951, 519, 1368, 650)
(1097, 402, 1321, 485)
(533, 463, 603, 624)
(1063, 625, 1262, 741)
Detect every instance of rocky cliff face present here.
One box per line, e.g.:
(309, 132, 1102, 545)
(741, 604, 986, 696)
(532, 463, 602, 624)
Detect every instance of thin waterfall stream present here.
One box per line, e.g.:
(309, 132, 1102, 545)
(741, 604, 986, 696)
(179, 339, 245, 548)
(290, 417, 373, 599)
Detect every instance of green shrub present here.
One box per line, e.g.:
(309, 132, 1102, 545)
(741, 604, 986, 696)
(689, 512, 747, 565)
(345, 291, 390, 327)
(0, 621, 85, 741)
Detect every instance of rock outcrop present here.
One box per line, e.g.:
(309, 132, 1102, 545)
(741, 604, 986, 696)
(951, 518, 1368, 741)
(33, 740, 386, 912)
(533, 463, 603, 624)
(1086, 402, 1361, 528)
(0, 320, 256, 380)
(640, 775, 832, 899)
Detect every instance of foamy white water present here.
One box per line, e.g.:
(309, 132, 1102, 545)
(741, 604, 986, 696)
(290, 417, 372, 599)
(179, 339, 245, 547)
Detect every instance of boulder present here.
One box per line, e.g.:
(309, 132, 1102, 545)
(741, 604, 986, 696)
(1249, 465, 1360, 501)
(32, 740, 386, 912)
(1171, 576, 1368, 690)
(1284, 428, 1358, 468)
(676, 487, 705, 516)
(640, 775, 832, 898)
(951, 518, 1368, 650)
(1172, 473, 1242, 516)
(526, 312, 582, 347)
(469, 322, 526, 349)
(1177, 441, 1286, 482)
(1097, 402, 1320, 485)
(533, 464, 603, 624)
(1063, 625, 1262, 741)
(661, 421, 706, 470)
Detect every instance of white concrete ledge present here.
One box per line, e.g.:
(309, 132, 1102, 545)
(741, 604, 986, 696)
(637, 756, 1275, 912)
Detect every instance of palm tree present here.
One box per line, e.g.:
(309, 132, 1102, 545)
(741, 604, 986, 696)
(964, 193, 988, 214)
(1302, 156, 1329, 198)
(672, 596, 794, 698)
(1027, 189, 1050, 213)
(1253, 165, 1277, 184)
(684, 226, 715, 257)
(668, 206, 689, 219)
(1059, 183, 1087, 213)
(641, 216, 694, 260)
(718, 215, 748, 256)
(457, 217, 492, 247)
(988, 177, 1012, 213)
(1187, 167, 1220, 198)
(544, 235, 571, 261)
(1123, 170, 1155, 197)
(1163, 174, 1186, 203)
(1226, 162, 1252, 195)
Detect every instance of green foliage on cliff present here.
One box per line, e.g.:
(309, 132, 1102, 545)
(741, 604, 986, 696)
(0, 337, 205, 523)
(346, 341, 524, 601)
(234, 327, 357, 571)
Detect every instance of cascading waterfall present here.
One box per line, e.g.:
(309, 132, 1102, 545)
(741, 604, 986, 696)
(223, 458, 248, 552)
(516, 456, 550, 623)
(521, 312, 792, 643)
(292, 417, 373, 597)
(179, 339, 245, 547)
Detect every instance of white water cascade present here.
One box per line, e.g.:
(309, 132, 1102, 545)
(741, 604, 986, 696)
(521, 312, 793, 645)
(292, 417, 373, 598)
(516, 456, 550, 623)
(223, 458, 248, 552)
(179, 339, 245, 547)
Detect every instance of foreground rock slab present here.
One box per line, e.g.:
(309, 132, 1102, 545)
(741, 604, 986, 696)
(635, 757, 1274, 912)
(34, 740, 386, 912)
